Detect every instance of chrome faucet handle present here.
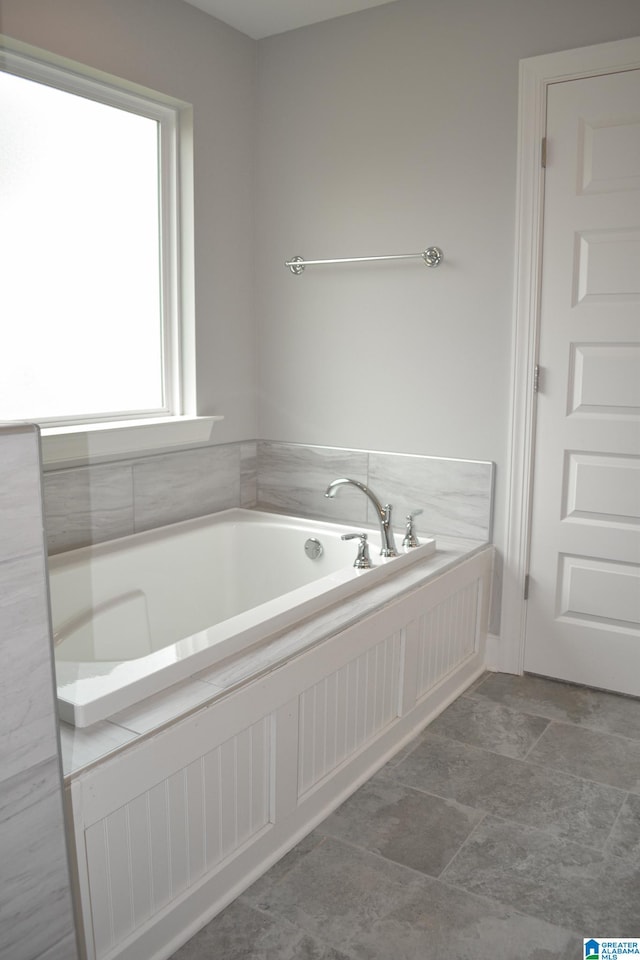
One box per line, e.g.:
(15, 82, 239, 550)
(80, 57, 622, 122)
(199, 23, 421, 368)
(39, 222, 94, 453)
(341, 532, 373, 569)
(402, 509, 423, 548)
(326, 479, 397, 557)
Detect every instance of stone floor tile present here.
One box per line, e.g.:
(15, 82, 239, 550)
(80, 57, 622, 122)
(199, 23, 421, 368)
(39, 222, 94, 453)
(471, 674, 640, 741)
(169, 898, 353, 960)
(351, 881, 577, 960)
(428, 694, 550, 759)
(388, 733, 626, 848)
(442, 816, 640, 935)
(243, 831, 326, 903)
(528, 723, 640, 792)
(243, 834, 576, 960)
(317, 775, 484, 877)
(244, 836, 429, 946)
(604, 794, 640, 860)
(560, 936, 584, 960)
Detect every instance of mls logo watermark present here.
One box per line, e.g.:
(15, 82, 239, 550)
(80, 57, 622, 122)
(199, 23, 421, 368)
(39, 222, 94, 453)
(584, 939, 640, 958)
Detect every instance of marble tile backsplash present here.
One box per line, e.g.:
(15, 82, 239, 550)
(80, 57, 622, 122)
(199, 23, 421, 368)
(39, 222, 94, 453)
(44, 442, 256, 554)
(256, 441, 369, 524)
(132, 443, 241, 532)
(240, 441, 258, 507)
(42, 439, 494, 555)
(256, 442, 494, 542)
(368, 451, 494, 541)
(45, 461, 135, 554)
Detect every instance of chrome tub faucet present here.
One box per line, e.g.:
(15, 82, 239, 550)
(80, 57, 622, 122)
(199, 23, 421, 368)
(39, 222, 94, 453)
(325, 478, 398, 557)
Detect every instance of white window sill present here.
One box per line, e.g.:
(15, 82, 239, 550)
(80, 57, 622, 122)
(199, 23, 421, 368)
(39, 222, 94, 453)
(40, 415, 224, 468)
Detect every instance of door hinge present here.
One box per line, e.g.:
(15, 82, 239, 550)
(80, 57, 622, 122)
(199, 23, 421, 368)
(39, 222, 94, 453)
(541, 137, 547, 168)
(533, 364, 541, 393)
(524, 574, 530, 600)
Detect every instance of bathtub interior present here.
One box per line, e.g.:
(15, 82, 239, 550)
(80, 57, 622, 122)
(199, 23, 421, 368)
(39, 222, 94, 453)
(50, 509, 436, 728)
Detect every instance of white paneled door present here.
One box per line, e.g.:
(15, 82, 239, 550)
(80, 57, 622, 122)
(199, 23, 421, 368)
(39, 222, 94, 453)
(524, 68, 640, 695)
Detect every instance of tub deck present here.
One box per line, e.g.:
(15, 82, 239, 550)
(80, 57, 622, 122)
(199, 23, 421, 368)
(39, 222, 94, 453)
(59, 534, 489, 778)
(52, 509, 436, 728)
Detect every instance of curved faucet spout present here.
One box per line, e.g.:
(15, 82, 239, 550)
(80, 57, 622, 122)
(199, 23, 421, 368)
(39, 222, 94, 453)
(325, 478, 398, 557)
(325, 477, 383, 516)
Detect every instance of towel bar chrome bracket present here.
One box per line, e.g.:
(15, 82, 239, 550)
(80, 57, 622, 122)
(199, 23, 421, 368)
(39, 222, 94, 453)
(285, 246, 443, 275)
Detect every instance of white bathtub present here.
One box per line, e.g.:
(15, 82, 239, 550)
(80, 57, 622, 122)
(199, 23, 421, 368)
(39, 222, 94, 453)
(51, 508, 435, 727)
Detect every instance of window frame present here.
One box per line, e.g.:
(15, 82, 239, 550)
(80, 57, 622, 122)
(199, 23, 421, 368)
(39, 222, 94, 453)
(0, 38, 194, 432)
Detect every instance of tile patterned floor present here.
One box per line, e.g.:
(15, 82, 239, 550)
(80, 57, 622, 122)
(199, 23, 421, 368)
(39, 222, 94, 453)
(169, 673, 640, 959)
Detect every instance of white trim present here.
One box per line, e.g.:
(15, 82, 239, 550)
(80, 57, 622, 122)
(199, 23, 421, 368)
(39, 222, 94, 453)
(0, 42, 182, 121)
(484, 632, 502, 673)
(500, 35, 640, 676)
(0, 35, 196, 427)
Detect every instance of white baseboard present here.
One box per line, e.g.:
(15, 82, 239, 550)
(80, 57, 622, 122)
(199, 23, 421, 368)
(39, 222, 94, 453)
(484, 632, 523, 675)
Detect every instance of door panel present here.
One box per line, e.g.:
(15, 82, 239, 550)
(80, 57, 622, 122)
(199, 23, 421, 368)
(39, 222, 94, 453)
(579, 115, 640, 193)
(564, 452, 640, 523)
(524, 69, 640, 695)
(574, 230, 640, 301)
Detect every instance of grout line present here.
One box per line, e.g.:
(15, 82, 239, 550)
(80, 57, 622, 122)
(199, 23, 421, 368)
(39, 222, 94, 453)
(522, 750, 634, 794)
(520, 717, 553, 761)
(600, 789, 630, 855)
(545, 718, 640, 748)
(433, 834, 587, 938)
(436, 806, 640, 866)
(308, 833, 440, 883)
(467, 692, 640, 745)
(436, 810, 489, 879)
(435, 877, 584, 941)
(300, 822, 585, 945)
(419, 725, 636, 796)
(415, 727, 538, 764)
(385, 734, 629, 854)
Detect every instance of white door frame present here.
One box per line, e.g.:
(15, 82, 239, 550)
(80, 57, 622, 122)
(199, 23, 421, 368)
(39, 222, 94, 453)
(499, 35, 640, 676)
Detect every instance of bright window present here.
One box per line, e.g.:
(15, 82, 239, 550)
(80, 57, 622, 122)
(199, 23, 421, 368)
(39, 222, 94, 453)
(0, 49, 183, 426)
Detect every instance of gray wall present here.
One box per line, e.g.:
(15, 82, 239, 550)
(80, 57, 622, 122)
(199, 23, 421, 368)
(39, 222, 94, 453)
(254, 0, 640, 619)
(0, 426, 78, 960)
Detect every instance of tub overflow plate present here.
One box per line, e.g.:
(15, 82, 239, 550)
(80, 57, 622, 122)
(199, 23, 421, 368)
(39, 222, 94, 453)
(304, 537, 323, 560)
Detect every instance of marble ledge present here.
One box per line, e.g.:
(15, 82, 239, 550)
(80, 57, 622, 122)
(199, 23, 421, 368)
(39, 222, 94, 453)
(59, 536, 492, 779)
